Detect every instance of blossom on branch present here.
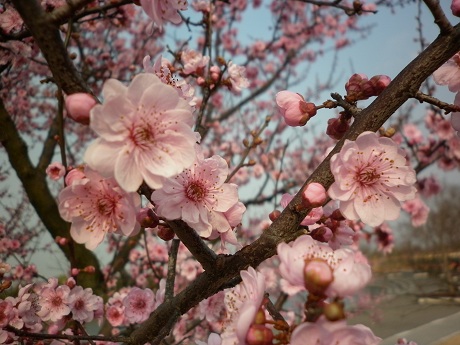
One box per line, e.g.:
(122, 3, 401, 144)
(328, 131, 417, 227)
(221, 267, 266, 345)
(151, 152, 241, 238)
(84, 73, 197, 192)
(277, 235, 371, 298)
(58, 167, 141, 250)
(433, 52, 460, 92)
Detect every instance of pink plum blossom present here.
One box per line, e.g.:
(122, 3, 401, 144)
(328, 131, 417, 227)
(290, 317, 381, 345)
(433, 52, 460, 92)
(151, 153, 240, 237)
(275, 90, 317, 126)
(36, 283, 71, 322)
(84, 73, 197, 192)
(68, 286, 100, 323)
(65, 93, 96, 125)
(140, 0, 187, 31)
(226, 61, 250, 94)
(46, 162, 66, 181)
(277, 235, 371, 297)
(58, 167, 141, 250)
(221, 267, 266, 345)
(123, 287, 155, 324)
(402, 197, 429, 227)
(181, 49, 209, 75)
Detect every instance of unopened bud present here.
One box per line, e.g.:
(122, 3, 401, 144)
(136, 208, 159, 228)
(157, 226, 175, 241)
(302, 182, 327, 208)
(269, 210, 281, 222)
(324, 301, 346, 321)
(304, 258, 334, 296)
(65, 93, 96, 125)
(246, 324, 274, 345)
(310, 226, 333, 243)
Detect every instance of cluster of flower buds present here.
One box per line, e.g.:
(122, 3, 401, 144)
(345, 73, 391, 102)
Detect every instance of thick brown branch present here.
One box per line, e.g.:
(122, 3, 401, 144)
(129, 23, 460, 345)
(0, 99, 104, 293)
(167, 220, 217, 272)
(11, 0, 90, 94)
(423, 0, 453, 35)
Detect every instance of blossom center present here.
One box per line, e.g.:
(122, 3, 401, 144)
(355, 166, 381, 186)
(96, 197, 117, 216)
(129, 122, 155, 150)
(185, 181, 207, 202)
(74, 299, 85, 311)
(132, 299, 146, 310)
(51, 295, 63, 307)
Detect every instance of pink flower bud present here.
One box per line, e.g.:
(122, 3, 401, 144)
(310, 226, 333, 243)
(345, 73, 369, 101)
(302, 182, 327, 208)
(368, 75, 391, 96)
(452, 0, 460, 17)
(65, 93, 96, 125)
(157, 226, 175, 241)
(136, 207, 159, 228)
(275, 90, 316, 127)
(245, 324, 274, 345)
(304, 258, 334, 295)
(67, 277, 77, 289)
(324, 301, 346, 321)
(64, 167, 86, 186)
(46, 162, 66, 181)
(71, 268, 80, 276)
(326, 116, 350, 140)
(268, 210, 281, 222)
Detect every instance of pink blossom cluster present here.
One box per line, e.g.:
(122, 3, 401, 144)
(345, 73, 391, 102)
(0, 278, 102, 344)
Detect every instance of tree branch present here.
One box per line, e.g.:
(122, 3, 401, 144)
(0, 99, 104, 293)
(129, 22, 460, 345)
(11, 0, 90, 94)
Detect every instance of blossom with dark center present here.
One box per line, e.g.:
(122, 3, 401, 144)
(151, 154, 239, 237)
(58, 167, 141, 250)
